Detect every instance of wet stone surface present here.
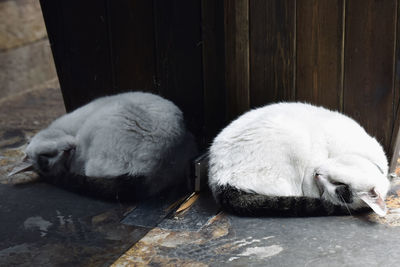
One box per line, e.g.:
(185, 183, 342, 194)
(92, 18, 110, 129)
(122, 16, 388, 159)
(0, 183, 149, 267)
(112, 195, 400, 267)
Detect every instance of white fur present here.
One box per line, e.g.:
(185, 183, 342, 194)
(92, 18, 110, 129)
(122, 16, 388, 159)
(25, 92, 192, 180)
(208, 102, 390, 210)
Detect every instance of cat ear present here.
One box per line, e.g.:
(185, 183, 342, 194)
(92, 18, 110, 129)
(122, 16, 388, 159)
(358, 188, 387, 217)
(8, 155, 34, 177)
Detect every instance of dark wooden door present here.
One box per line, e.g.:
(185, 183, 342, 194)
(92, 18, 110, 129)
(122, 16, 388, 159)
(40, 0, 400, 159)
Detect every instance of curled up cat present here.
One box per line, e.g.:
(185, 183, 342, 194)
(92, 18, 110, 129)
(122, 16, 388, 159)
(10, 92, 197, 200)
(208, 103, 390, 217)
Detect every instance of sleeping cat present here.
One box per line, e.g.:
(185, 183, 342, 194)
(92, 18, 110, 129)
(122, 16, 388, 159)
(208, 102, 390, 217)
(10, 92, 197, 200)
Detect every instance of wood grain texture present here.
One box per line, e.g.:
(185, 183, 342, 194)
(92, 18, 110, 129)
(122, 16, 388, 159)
(249, 0, 295, 108)
(108, 0, 156, 93)
(390, 0, 400, 169)
(390, 126, 400, 173)
(40, 0, 400, 156)
(40, 0, 114, 111)
(153, 0, 204, 146)
(202, 0, 227, 143)
(224, 0, 250, 121)
(391, 78, 400, 169)
(296, 0, 344, 110)
(344, 0, 397, 153)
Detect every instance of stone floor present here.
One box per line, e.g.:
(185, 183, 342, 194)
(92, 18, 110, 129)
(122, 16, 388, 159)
(2, 86, 400, 266)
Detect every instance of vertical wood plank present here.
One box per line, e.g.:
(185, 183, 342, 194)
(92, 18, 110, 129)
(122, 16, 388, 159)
(40, 0, 114, 111)
(390, 1, 400, 171)
(108, 0, 156, 93)
(224, 0, 250, 121)
(390, 126, 400, 173)
(296, 0, 344, 111)
(344, 0, 397, 153)
(153, 0, 204, 146)
(202, 0, 226, 143)
(389, 90, 400, 169)
(249, 0, 295, 108)
(390, 73, 400, 171)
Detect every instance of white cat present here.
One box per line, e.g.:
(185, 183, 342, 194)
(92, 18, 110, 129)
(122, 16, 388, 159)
(208, 102, 390, 216)
(10, 92, 197, 199)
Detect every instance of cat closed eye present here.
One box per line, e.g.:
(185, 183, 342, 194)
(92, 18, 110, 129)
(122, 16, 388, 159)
(331, 181, 346, 186)
(39, 151, 58, 158)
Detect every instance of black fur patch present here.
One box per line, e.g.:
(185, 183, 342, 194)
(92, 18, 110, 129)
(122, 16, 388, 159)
(335, 185, 353, 203)
(214, 184, 361, 217)
(42, 173, 188, 202)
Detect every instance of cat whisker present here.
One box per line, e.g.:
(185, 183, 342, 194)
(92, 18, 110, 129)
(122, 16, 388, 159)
(338, 194, 353, 217)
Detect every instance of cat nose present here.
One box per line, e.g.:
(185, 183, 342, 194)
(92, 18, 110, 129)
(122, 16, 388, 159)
(38, 155, 50, 172)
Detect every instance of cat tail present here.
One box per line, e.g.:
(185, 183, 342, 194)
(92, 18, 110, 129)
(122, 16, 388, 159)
(213, 184, 355, 217)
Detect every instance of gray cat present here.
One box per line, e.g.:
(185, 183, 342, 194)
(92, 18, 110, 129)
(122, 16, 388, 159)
(10, 92, 197, 200)
(209, 102, 390, 217)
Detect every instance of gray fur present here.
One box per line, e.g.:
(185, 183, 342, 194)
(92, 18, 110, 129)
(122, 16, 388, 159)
(22, 92, 197, 199)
